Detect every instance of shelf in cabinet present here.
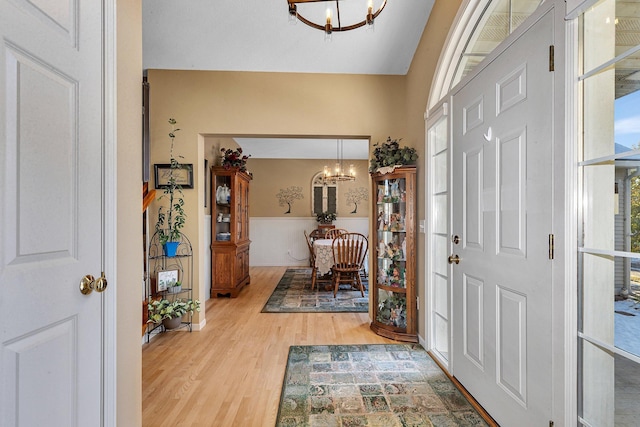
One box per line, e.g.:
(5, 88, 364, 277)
(378, 257, 406, 262)
(148, 253, 192, 260)
(376, 284, 407, 293)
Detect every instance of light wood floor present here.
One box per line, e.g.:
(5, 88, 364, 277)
(142, 266, 396, 426)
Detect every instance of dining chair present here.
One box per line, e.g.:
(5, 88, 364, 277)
(304, 230, 321, 290)
(331, 232, 368, 297)
(324, 228, 347, 239)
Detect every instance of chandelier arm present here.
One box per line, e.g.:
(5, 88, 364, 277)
(289, 0, 387, 33)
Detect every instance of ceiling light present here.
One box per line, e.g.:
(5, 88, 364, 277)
(288, 0, 387, 39)
(323, 139, 356, 184)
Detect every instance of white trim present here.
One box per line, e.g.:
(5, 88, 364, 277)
(102, 0, 117, 425)
(578, 247, 640, 259)
(565, 0, 599, 20)
(428, 0, 487, 110)
(192, 318, 207, 331)
(425, 104, 450, 372)
(564, 13, 579, 427)
(578, 332, 640, 364)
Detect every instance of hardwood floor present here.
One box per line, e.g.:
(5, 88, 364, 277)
(142, 266, 395, 426)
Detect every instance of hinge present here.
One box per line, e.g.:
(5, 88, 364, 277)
(549, 45, 555, 71)
(549, 234, 555, 260)
(416, 296, 420, 310)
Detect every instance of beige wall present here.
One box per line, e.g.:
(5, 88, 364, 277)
(146, 2, 462, 338)
(247, 159, 369, 217)
(117, 0, 143, 425)
(146, 70, 407, 312)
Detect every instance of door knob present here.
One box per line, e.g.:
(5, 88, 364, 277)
(79, 275, 95, 295)
(448, 254, 461, 265)
(95, 271, 108, 293)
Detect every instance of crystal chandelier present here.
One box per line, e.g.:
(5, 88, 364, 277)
(288, 0, 387, 39)
(323, 139, 356, 184)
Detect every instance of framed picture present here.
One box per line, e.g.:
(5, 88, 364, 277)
(156, 269, 179, 292)
(154, 164, 194, 189)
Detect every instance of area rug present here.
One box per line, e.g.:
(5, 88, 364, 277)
(276, 344, 488, 427)
(262, 268, 368, 313)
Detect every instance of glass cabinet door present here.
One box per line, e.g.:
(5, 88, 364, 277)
(370, 167, 417, 342)
(375, 177, 408, 328)
(213, 174, 232, 242)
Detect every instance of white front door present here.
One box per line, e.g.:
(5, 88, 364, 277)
(451, 11, 554, 426)
(0, 0, 105, 425)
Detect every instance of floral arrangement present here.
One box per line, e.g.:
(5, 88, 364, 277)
(221, 147, 250, 172)
(147, 298, 201, 323)
(369, 137, 418, 173)
(316, 211, 337, 224)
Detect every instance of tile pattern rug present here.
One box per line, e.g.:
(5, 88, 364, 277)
(276, 344, 489, 427)
(262, 268, 368, 313)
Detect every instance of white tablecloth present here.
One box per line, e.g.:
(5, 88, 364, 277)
(313, 239, 334, 275)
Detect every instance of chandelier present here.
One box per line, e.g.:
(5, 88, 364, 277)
(323, 139, 356, 184)
(288, 0, 387, 37)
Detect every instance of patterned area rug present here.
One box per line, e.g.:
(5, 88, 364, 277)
(276, 344, 488, 427)
(262, 268, 368, 313)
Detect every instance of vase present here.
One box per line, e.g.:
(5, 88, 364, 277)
(162, 316, 182, 330)
(167, 285, 182, 294)
(163, 241, 179, 257)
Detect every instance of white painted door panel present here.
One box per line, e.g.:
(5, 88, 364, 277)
(0, 0, 104, 425)
(452, 12, 554, 426)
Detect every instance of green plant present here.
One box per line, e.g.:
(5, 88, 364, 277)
(147, 298, 201, 323)
(156, 118, 188, 245)
(221, 147, 250, 172)
(369, 137, 418, 173)
(316, 211, 337, 224)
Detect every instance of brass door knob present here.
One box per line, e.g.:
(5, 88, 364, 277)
(80, 275, 95, 295)
(95, 271, 108, 293)
(448, 254, 460, 265)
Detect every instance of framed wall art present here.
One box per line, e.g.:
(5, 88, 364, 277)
(156, 269, 179, 292)
(154, 164, 194, 189)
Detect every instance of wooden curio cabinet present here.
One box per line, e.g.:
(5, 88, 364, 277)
(370, 166, 418, 342)
(211, 166, 251, 297)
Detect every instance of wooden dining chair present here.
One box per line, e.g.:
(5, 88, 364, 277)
(304, 230, 320, 290)
(331, 232, 368, 297)
(324, 228, 347, 239)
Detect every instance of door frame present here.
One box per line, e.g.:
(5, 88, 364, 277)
(103, 0, 118, 424)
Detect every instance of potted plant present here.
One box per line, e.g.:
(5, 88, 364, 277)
(220, 147, 251, 173)
(147, 298, 201, 330)
(316, 211, 337, 235)
(167, 280, 182, 294)
(316, 211, 337, 224)
(156, 118, 188, 256)
(369, 137, 418, 173)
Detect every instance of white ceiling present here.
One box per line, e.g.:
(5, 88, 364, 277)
(142, 0, 435, 75)
(143, 0, 435, 158)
